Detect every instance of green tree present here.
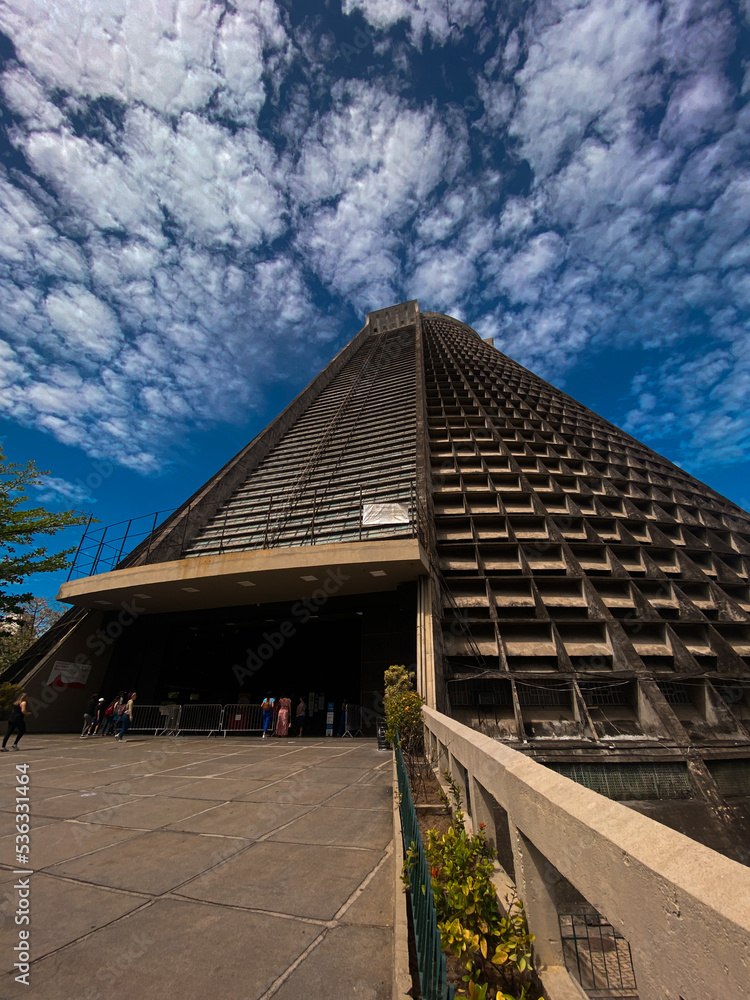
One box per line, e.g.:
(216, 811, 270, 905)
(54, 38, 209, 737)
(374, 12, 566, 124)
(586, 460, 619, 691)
(0, 447, 89, 619)
(0, 596, 66, 675)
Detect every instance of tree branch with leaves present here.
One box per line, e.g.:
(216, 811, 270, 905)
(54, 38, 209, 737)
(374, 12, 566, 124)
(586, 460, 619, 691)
(0, 447, 90, 620)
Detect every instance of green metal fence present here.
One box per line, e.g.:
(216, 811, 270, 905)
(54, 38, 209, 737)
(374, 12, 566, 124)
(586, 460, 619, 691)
(395, 737, 454, 1000)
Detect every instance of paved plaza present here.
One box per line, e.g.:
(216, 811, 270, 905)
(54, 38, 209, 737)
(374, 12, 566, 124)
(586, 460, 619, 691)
(0, 735, 395, 1000)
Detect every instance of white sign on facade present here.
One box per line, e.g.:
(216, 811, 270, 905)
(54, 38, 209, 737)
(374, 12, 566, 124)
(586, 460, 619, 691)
(46, 660, 92, 688)
(362, 502, 409, 525)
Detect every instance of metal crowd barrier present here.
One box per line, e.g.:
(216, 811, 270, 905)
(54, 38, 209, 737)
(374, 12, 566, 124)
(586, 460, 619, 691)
(130, 704, 178, 734)
(176, 703, 223, 736)
(222, 704, 262, 735)
(115, 702, 373, 739)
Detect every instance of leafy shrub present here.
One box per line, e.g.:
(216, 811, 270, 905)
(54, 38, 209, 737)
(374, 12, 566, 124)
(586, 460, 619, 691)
(384, 665, 424, 755)
(0, 682, 24, 719)
(409, 772, 542, 1000)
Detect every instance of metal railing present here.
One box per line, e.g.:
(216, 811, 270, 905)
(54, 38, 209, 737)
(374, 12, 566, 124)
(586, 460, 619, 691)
(66, 481, 429, 580)
(395, 735, 454, 1000)
(223, 704, 263, 734)
(122, 703, 314, 738)
(67, 507, 180, 579)
(560, 913, 637, 997)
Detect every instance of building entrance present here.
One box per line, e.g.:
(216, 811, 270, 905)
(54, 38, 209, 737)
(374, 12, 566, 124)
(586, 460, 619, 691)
(101, 584, 417, 736)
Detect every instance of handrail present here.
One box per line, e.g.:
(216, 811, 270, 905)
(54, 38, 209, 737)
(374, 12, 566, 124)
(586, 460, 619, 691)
(422, 705, 750, 1000)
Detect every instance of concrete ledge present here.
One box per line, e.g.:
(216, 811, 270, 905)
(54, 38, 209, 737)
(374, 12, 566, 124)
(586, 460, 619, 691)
(424, 706, 750, 1000)
(58, 537, 429, 612)
(392, 757, 412, 1000)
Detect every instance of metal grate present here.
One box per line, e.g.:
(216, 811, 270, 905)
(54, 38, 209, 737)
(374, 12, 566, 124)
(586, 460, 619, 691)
(515, 680, 571, 708)
(578, 682, 632, 708)
(548, 762, 692, 800)
(448, 680, 513, 707)
(658, 681, 693, 705)
(706, 759, 750, 797)
(560, 912, 638, 998)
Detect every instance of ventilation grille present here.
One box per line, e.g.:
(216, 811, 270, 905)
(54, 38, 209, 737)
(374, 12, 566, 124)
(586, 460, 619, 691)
(548, 762, 693, 800)
(707, 759, 750, 797)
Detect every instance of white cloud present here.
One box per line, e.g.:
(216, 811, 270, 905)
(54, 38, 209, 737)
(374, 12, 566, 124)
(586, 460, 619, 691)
(497, 232, 566, 302)
(0, 0, 748, 487)
(293, 83, 461, 307)
(341, 0, 485, 45)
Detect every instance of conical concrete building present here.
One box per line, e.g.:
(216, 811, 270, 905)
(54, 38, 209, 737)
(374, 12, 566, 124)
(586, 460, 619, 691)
(13, 301, 750, 859)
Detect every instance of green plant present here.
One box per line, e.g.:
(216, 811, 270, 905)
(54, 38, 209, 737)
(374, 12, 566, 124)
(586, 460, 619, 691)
(420, 771, 541, 999)
(0, 447, 89, 618)
(0, 682, 24, 718)
(384, 665, 424, 754)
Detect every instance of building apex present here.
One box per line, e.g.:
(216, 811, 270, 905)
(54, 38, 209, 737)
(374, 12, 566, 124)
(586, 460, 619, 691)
(367, 299, 419, 334)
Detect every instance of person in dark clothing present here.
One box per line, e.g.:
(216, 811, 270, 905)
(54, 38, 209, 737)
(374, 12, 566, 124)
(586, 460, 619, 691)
(100, 692, 124, 736)
(295, 697, 306, 736)
(81, 694, 99, 737)
(1, 694, 29, 751)
(90, 698, 106, 735)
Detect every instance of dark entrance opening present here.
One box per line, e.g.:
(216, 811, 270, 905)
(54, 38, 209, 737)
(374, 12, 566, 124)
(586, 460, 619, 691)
(101, 583, 417, 735)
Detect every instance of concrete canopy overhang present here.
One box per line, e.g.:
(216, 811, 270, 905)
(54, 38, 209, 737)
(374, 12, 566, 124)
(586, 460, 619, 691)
(56, 537, 429, 613)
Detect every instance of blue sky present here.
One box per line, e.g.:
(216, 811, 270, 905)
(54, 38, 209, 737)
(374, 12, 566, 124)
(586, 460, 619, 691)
(0, 0, 749, 601)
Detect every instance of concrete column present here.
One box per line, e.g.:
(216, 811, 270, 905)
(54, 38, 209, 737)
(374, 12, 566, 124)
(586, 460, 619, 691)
(509, 822, 566, 969)
(416, 576, 436, 708)
(447, 751, 469, 816)
(468, 774, 497, 847)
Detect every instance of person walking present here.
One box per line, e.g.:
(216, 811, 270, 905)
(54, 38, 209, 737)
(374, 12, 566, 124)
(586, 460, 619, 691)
(81, 694, 99, 737)
(275, 694, 292, 737)
(261, 692, 275, 739)
(99, 696, 118, 736)
(1, 693, 29, 751)
(89, 698, 107, 735)
(295, 697, 306, 737)
(115, 692, 136, 742)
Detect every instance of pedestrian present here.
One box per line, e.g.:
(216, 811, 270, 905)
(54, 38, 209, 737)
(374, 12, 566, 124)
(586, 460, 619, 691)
(89, 698, 106, 735)
(261, 692, 275, 739)
(81, 694, 99, 737)
(1, 692, 29, 751)
(295, 697, 306, 737)
(99, 696, 118, 736)
(275, 694, 292, 737)
(115, 692, 136, 742)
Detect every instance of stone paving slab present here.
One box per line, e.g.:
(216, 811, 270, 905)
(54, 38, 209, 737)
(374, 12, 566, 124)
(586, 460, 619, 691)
(1, 873, 146, 968)
(166, 799, 313, 838)
(0, 820, 141, 868)
(326, 784, 394, 810)
(31, 790, 138, 820)
(235, 778, 347, 805)
(46, 829, 249, 894)
(269, 805, 393, 851)
(174, 840, 383, 920)
(79, 795, 213, 829)
(167, 776, 274, 800)
(3, 896, 320, 1000)
(97, 774, 197, 796)
(271, 924, 392, 1000)
(0, 735, 395, 1000)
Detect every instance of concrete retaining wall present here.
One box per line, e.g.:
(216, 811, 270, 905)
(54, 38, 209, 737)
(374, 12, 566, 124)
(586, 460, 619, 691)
(423, 705, 750, 1000)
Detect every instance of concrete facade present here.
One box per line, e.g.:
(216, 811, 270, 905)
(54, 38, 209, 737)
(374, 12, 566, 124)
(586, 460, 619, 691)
(8, 300, 750, 863)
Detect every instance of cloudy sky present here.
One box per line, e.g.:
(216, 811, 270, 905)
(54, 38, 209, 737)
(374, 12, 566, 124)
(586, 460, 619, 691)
(1, 0, 749, 594)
